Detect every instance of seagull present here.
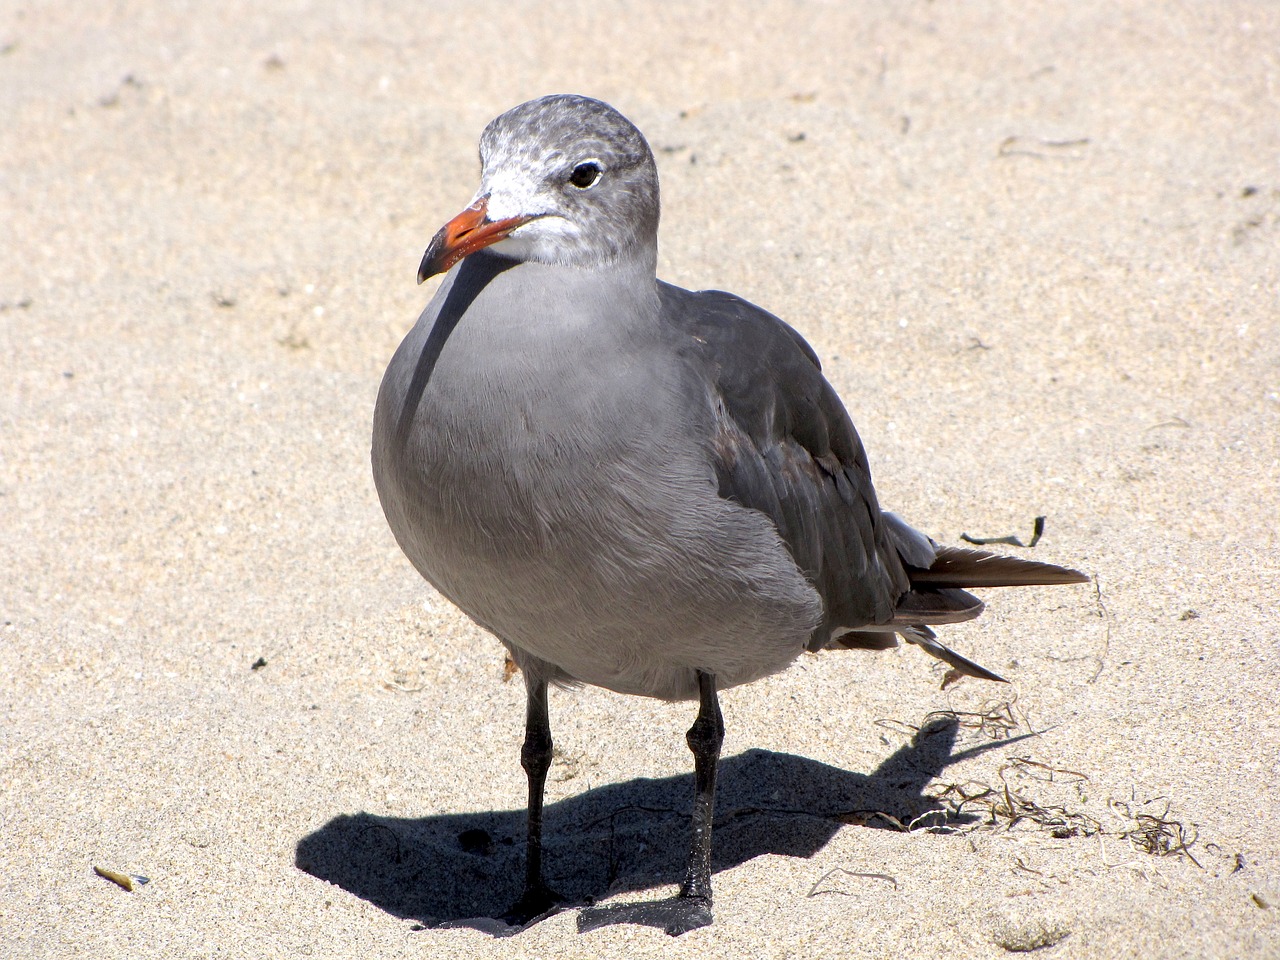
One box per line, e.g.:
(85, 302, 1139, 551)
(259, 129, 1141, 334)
(371, 94, 1088, 935)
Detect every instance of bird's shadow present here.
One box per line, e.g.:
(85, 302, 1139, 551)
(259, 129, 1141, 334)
(296, 715, 1011, 935)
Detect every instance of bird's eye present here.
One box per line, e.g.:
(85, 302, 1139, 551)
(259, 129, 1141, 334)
(568, 161, 603, 189)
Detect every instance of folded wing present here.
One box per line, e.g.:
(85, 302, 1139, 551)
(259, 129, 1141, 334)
(662, 284, 1088, 681)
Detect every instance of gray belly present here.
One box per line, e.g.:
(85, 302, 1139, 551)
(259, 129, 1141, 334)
(371, 276, 822, 700)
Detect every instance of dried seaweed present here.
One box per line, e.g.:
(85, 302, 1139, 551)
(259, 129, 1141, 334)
(876, 699, 1024, 743)
(961, 515, 1045, 548)
(807, 867, 898, 897)
(927, 765, 1103, 840)
(996, 136, 1090, 160)
(909, 755, 1209, 867)
(871, 704, 1210, 863)
(1112, 796, 1203, 867)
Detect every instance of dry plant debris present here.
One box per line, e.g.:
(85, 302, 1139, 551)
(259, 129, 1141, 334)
(875, 699, 1023, 742)
(875, 703, 1212, 868)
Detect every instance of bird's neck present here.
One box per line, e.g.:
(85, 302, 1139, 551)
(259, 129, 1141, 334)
(485, 240, 658, 280)
(459, 250, 662, 335)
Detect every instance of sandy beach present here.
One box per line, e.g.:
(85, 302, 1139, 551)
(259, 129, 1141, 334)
(2, 2, 1277, 956)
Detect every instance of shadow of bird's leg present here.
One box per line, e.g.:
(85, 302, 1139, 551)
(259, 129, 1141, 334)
(500, 675, 565, 928)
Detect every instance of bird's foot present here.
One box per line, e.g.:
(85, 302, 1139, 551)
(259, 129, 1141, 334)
(497, 883, 567, 933)
(577, 894, 713, 937)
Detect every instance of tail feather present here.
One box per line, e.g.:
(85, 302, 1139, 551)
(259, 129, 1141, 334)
(875, 515, 1088, 683)
(891, 586, 985, 625)
(901, 625, 1007, 683)
(909, 545, 1090, 588)
(882, 511, 1090, 588)
(828, 513, 1087, 683)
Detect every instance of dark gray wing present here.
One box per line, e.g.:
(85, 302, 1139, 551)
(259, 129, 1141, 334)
(659, 282, 910, 644)
(658, 283, 1087, 680)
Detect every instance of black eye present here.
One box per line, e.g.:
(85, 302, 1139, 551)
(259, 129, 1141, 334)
(568, 161, 603, 189)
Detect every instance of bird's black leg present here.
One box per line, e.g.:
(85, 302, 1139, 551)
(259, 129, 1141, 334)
(501, 675, 564, 928)
(674, 670, 723, 924)
(576, 670, 723, 937)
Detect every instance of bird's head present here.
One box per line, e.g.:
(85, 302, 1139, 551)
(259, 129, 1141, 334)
(418, 94, 661, 283)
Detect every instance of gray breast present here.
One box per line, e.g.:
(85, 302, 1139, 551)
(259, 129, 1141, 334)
(372, 257, 822, 700)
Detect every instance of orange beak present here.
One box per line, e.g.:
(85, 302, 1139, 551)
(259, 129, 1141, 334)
(417, 196, 534, 283)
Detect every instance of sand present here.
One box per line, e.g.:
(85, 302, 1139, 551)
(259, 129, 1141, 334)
(2, 1, 1277, 957)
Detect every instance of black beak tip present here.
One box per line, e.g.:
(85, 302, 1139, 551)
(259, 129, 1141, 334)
(417, 227, 452, 285)
(417, 249, 437, 285)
